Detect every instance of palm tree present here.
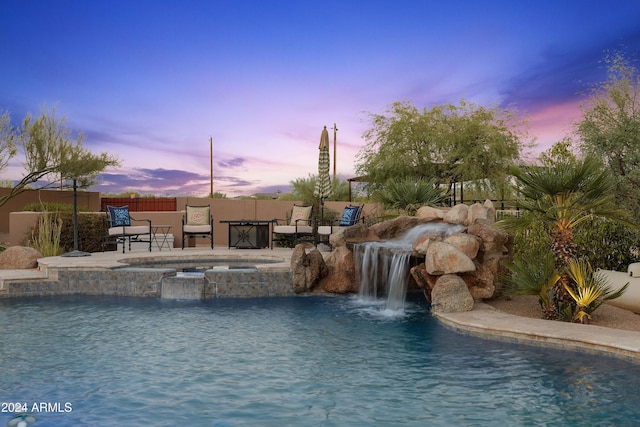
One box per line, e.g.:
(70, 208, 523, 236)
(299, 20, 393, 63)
(502, 155, 633, 260)
(499, 155, 635, 318)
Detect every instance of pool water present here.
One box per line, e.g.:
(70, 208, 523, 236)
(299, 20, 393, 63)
(1, 294, 639, 426)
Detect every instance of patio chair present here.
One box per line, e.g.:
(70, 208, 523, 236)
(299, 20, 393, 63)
(182, 205, 214, 249)
(272, 204, 314, 247)
(103, 205, 152, 253)
(316, 204, 365, 245)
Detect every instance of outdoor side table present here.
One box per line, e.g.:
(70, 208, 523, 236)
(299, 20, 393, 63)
(151, 225, 172, 251)
(220, 220, 273, 249)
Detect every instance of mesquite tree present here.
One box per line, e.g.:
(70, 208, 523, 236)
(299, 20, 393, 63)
(0, 106, 119, 207)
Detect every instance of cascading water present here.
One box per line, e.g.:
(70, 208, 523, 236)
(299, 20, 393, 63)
(355, 222, 465, 312)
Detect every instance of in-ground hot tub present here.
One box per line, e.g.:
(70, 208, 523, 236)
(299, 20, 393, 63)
(114, 255, 291, 299)
(116, 254, 283, 272)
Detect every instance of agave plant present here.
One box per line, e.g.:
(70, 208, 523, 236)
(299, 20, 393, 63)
(564, 259, 629, 324)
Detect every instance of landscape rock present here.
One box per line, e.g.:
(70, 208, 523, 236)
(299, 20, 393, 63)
(443, 233, 481, 260)
(0, 246, 42, 269)
(460, 261, 496, 299)
(443, 203, 469, 225)
(467, 219, 510, 256)
(430, 274, 474, 313)
(467, 202, 487, 224)
(322, 245, 357, 293)
(412, 233, 444, 254)
(290, 244, 328, 293)
(329, 223, 375, 248)
(424, 241, 476, 275)
(416, 205, 444, 221)
(409, 263, 438, 301)
(483, 200, 496, 223)
(369, 216, 424, 240)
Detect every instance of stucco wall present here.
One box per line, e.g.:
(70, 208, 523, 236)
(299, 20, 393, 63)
(0, 188, 101, 235)
(8, 200, 381, 249)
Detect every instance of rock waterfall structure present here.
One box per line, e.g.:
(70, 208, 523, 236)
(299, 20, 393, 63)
(294, 200, 512, 313)
(355, 222, 466, 311)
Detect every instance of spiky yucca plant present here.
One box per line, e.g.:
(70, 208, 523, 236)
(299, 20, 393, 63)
(374, 177, 447, 215)
(564, 259, 628, 324)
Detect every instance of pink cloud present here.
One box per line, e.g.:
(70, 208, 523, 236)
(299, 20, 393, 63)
(525, 99, 584, 155)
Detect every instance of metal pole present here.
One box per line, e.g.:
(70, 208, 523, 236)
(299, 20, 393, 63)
(72, 179, 78, 250)
(62, 178, 90, 257)
(332, 123, 337, 181)
(210, 136, 213, 197)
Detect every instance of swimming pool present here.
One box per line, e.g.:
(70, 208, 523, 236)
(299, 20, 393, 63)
(1, 294, 639, 426)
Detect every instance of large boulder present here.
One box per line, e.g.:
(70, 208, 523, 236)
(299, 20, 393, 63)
(424, 241, 476, 275)
(412, 233, 444, 254)
(443, 203, 469, 225)
(0, 246, 42, 269)
(483, 200, 496, 223)
(409, 262, 438, 301)
(416, 205, 444, 222)
(329, 223, 375, 248)
(467, 219, 510, 257)
(467, 200, 496, 225)
(460, 261, 496, 299)
(369, 216, 424, 240)
(322, 245, 358, 293)
(430, 274, 474, 313)
(443, 233, 481, 260)
(290, 244, 328, 293)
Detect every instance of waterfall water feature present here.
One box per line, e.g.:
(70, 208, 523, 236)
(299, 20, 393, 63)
(355, 222, 465, 312)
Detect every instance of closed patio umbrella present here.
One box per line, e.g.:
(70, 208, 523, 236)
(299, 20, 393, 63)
(313, 126, 332, 220)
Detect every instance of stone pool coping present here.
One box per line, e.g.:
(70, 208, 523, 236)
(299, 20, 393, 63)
(435, 303, 640, 363)
(1, 247, 639, 362)
(0, 247, 294, 299)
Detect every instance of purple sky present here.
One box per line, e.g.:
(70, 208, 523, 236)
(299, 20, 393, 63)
(1, 1, 639, 197)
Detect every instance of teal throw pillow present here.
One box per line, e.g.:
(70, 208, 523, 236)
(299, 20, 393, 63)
(339, 205, 362, 226)
(107, 205, 131, 227)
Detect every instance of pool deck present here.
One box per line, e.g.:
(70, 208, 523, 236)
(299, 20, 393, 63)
(1, 247, 639, 362)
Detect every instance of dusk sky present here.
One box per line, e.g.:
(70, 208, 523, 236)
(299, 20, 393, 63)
(1, 1, 639, 197)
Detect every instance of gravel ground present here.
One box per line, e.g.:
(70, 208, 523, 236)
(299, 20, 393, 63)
(486, 295, 640, 332)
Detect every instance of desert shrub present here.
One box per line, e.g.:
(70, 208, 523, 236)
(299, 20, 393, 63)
(58, 212, 109, 253)
(22, 202, 82, 212)
(574, 218, 640, 271)
(27, 210, 63, 256)
(27, 212, 109, 254)
(501, 252, 560, 318)
(509, 215, 639, 273)
(510, 220, 553, 264)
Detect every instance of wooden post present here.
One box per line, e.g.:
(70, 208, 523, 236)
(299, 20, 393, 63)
(210, 136, 213, 197)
